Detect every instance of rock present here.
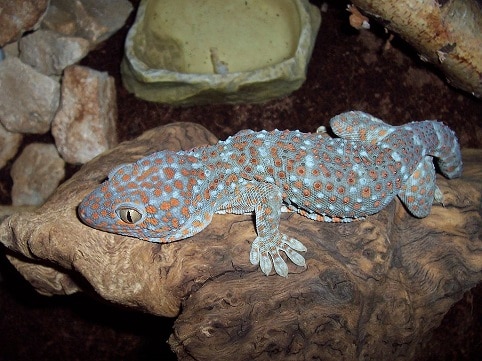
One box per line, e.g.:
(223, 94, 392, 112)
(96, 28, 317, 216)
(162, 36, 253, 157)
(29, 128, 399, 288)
(41, 0, 133, 46)
(10, 143, 65, 206)
(51, 65, 118, 164)
(2, 41, 20, 59)
(19, 30, 91, 76)
(0, 123, 23, 169)
(0, 57, 60, 134)
(0, 0, 49, 46)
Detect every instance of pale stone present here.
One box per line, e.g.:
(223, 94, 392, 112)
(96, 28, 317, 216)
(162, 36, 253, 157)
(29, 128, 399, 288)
(11, 143, 65, 206)
(0, 57, 60, 134)
(0, 123, 23, 170)
(121, 0, 321, 105)
(2, 41, 20, 59)
(52, 65, 118, 164)
(19, 30, 91, 76)
(0, 0, 49, 46)
(41, 0, 133, 46)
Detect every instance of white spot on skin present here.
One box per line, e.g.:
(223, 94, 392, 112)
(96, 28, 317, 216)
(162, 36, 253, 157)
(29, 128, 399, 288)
(391, 152, 402, 162)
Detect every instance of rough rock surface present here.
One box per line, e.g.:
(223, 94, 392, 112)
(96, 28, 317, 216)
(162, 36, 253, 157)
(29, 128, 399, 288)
(41, 0, 133, 46)
(19, 30, 91, 76)
(0, 123, 480, 360)
(51, 65, 118, 164)
(0, 57, 60, 134)
(0, 124, 23, 170)
(0, 0, 49, 46)
(2, 41, 19, 59)
(10, 143, 65, 206)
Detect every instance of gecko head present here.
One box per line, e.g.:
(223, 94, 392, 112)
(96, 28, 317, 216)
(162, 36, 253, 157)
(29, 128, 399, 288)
(78, 152, 206, 241)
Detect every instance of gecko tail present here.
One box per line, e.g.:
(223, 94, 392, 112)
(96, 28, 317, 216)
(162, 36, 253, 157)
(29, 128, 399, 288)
(407, 120, 463, 179)
(330, 111, 463, 179)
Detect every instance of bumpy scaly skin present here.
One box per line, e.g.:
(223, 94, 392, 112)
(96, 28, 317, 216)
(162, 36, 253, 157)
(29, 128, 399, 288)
(78, 111, 462, 277)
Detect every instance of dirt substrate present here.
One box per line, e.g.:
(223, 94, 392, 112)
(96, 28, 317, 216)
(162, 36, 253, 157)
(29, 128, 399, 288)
(0, 1, 480, 360)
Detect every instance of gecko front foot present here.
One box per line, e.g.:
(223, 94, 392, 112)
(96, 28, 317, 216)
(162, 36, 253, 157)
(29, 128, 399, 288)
(249, 233, 307, 277)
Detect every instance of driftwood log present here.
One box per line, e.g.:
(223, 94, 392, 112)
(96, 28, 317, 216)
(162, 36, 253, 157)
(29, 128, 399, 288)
(351, 0, 482, 98)
(0, 122, 481, 360)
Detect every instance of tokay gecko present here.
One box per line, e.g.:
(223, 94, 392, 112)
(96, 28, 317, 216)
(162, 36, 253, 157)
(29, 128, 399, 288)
(78, 111, 462, 277)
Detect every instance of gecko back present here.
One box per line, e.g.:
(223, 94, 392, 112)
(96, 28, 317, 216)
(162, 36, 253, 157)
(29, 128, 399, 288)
(330, 111, 462, 217)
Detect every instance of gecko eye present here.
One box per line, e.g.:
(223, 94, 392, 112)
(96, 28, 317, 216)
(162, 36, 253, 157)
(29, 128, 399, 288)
(118, 208, 142, 224)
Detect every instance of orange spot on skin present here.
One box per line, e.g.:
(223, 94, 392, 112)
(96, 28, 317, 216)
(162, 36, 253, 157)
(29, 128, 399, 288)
(173, 180, 183, 190)
(146, 205, 157, 214)
(192, 220, 204, 228)
(163, 167, 176, 179)
(362, 187, 371, 198)
(138, 166, 159, 181)
(359, 129, 367, 141)
(160, 201, 171, 210)
(171, 198, 180, 207)
(147, 217, 158, 226)
(141, 193, 149, 203)
(171, 218, 179, 228)
(234, 142, 247, 150)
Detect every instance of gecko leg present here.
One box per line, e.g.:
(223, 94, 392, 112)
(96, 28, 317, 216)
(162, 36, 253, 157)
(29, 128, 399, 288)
(219, 181, 307, 277)
(398, 156, 439, 218)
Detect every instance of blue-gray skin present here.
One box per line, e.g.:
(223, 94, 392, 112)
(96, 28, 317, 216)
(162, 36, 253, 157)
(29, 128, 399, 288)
(78, 111, 462, 277)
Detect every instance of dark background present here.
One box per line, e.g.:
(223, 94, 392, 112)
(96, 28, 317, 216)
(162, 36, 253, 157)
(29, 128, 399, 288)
(1, 1, 480, 360)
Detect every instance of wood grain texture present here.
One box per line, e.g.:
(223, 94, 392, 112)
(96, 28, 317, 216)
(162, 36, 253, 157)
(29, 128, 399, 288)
(351, 0, 482, 98)
(0, 122, 480, 360)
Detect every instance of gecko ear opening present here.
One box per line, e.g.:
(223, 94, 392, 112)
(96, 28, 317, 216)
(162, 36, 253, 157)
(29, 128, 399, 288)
(117, 207, 143, 224)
